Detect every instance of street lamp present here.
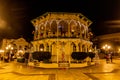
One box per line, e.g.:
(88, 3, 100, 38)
(89, 49, 92, 52)
(6, 45, 13, 50)
(102, 44, 111, 54)
(5, 45, 14, 62)
(0, 50, 4, 61)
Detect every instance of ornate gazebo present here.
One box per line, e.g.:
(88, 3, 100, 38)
(31, 12, 93, 63)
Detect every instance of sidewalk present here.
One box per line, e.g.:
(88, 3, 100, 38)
(14, 62, 93, 80)
(28, 61, 95, 69)
(1, 59, 120, 80)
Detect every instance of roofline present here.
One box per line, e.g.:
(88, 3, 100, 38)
(31, 12, 92, 26)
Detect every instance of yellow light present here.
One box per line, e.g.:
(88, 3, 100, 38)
(108, 46, 111, 49)
(105, 44, 108, 48)
(103, 46, 105, 49)
(89, 49, 92, 52)
(0, 18, 7, 29)
(71, 29, 74, 32)
(8, 45, 11, 48)
(18, 50, 23, 53)
(0, 50, 4, 53)
(11, 47, 13, 50)
(40, 48, 43, 51)
(102, 44, 111, 50)
(6, 47, 8, 50)
(6, 45, 13, 50)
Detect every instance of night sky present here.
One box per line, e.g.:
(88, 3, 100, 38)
(0, 0, 120, 42)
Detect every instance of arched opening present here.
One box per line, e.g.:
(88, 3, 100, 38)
(70, 20, 77, 37)
(39, 44, 44, 51)
(58, 20, 68, 37)
(76, 22, 81, 38)
(51, 21, 57, 37)
(71, 42, 76, 52)
(82, 45, 85, 52)
(40, 24, 45, 38)
(51, 42, 57, 62)
(81, 24, 85, 38)
(46, 43, 49, 52)
(46, 22, 51, 37)
(78, 43, 81, 52)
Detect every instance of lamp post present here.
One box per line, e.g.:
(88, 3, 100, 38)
(5, 45, 13, 62)
(0, 50, 4, 62)
(102, 44, 111, 54)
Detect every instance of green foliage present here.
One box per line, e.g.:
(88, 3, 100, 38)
(71, 52, 88, 61)
(87, 52, 95, 62)
(32, 51, 42, 62)
(17, 58, 25, 63)
(87, 52, 95, 59)
(24, 52, 29, 59)
(32, 51, 51, 62)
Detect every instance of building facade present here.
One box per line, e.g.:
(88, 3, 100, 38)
(95, 33, 120, 57)
(1, 38, 30, 56)
(31, 12, 93, 63)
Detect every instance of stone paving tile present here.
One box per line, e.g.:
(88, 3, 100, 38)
(1, 59, 120, 80)
(84, 73, 99, 80)
(0, 72, 49, 80)
(13, 62, 94, 80)
(48, 74, 55, 80)
(86, 73, 120, 80)
(81, 59, 120, 80)
(55, 69, 92, 80)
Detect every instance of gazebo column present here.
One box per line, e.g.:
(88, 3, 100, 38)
(49, 44, 52, 53)
(88, 44, 91, 52)
(56, 46, 59, 63)
(84, 31, 87, 39)
(80, 27, 82, 38)
(84, 31, 86, 39)
(75, 43, 79, 52)
(68, 23, 71, 37)
(44, 25, 46, 38)
(82, 44, 85, 52)
(56, 21, 59, 63)
(80, 43, 83, 52)
(44, 43, 46, 51)
(86, 44, 89, 52)
(38, 44, 40, 51)
(33, 45, 36, 52)
(68, 41, 71, 63)
(85, 44, 88, 52)
(37, 24, 40, 39)
(35, 44, 39, 51)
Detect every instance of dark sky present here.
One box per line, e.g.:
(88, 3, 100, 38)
(0, 0, 120, 42)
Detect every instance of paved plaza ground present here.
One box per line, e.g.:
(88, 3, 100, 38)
(0, 59, 120, 80)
